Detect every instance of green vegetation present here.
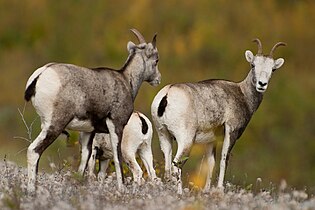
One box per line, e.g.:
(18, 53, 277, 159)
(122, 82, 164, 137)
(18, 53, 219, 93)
(0, 0, 315, 192)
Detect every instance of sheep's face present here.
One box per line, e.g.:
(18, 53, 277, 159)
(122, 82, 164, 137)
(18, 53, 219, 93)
(142, 42, 161, 86)
(127, 35, 161, 87)
(245, 51, 284, 93)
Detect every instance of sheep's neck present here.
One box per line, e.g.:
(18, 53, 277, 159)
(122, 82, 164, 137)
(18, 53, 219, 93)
(122, 53, 145, 101)
(239, 70, 263, 114)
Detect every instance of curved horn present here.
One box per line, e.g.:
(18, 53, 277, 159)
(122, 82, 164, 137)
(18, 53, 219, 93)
(152, 33, 157, 48)
(252, 38, 263, 55)
(130, 28, 146, 44)
(269, 42, 287, 57)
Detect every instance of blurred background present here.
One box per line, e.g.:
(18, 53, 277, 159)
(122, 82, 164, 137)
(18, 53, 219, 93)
(1, 0, 315, 192)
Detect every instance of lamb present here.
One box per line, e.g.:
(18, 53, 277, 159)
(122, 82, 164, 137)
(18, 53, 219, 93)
(24, 29, 160, 192)
(151, 39, 285, 194)
(85, 111, 157, 184)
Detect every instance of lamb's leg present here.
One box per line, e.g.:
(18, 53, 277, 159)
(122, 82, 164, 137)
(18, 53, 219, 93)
(106, 119, 124, 191)
(99, 159, 110, 175)
(122, 136, 143, 184)
(203, 143, 216, 192)
(87, 145, 98, 178)
(123, 152, 143, 185)
(139, 143, 157, 181)
(27, 124, 64, 192)
(98, 159, 110, 182)
(78, 132, 94, 175)
(157, 127, 172, 180)
(218, 124, 231, 189)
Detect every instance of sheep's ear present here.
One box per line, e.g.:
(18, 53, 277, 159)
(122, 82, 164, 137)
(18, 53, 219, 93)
(245, 50, 254, 63)
(152, 33, 157, 48)
(274, 58, 285, 69)
(127, 41, 136, 52)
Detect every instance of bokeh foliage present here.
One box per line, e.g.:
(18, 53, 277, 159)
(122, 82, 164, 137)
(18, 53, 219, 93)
(0, 0, 315, 191)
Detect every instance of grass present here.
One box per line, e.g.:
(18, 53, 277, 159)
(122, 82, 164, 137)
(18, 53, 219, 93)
(0, 160, 314, 210)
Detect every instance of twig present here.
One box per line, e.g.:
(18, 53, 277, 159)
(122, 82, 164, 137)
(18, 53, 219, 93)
(13, 103, 39, 143)
(15, 147, 28, 155)
(13, 136, 32, 143)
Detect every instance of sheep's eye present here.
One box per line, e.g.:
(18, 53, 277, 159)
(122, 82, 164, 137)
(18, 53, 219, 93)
(251, 63, 255, 69)
(155, 59, 159, 65)
(272, 68, 276, 72)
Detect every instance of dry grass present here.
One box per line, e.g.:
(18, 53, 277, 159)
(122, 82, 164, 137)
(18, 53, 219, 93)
(1, 161, 314, 210)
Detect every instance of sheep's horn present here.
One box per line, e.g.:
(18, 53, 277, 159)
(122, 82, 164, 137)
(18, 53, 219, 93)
(130, 28, 146, 44)
(252, 38, 263, 55)
(269, 42, 287, 57)
(152, 33, 157, 48)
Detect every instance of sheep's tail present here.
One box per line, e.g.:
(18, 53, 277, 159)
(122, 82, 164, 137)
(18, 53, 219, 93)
(24, 76, 38, 101)
(24, 63, 55, 101)
(157, 94, 168, 117)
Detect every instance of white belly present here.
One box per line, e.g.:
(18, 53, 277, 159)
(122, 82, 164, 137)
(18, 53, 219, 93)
(194, 126, 224, 144)
(67, 118, 94, 132)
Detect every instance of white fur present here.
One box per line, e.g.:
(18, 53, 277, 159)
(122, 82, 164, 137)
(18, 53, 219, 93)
(67, 118, 93, 132)
(25, 63, 54, 89)
(78, 132, 93, 174)
(86, 112, 157, 184)
(30, 67, 61, 125)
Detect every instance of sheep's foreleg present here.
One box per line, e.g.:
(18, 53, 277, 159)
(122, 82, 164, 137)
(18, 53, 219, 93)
(218, 124, 231, 189)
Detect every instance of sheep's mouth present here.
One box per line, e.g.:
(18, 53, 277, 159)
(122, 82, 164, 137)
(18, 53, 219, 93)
(149, 79, 161, 86)
(256, 87, 266, 93)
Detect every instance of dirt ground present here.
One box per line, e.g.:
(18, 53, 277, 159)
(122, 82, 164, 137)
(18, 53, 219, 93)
(1, 161, 314, 210)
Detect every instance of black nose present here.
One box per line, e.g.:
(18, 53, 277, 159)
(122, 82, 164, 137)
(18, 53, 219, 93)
(258, 81, 267, 87)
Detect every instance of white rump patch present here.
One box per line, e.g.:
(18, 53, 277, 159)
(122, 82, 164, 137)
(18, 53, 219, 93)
(26, 63, 55, 90)
(31, 67, 61, 125)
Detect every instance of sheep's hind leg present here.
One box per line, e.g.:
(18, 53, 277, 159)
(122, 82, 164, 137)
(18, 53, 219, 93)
(172, 134, 194, 195)
(122, 140, 144, 185)
(203, 143, 216, 193)
(139, 143, 157, 181)
(157, 127, 172, 181)
(27, 124, 65, 193)
(124, 152, 143, 185)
